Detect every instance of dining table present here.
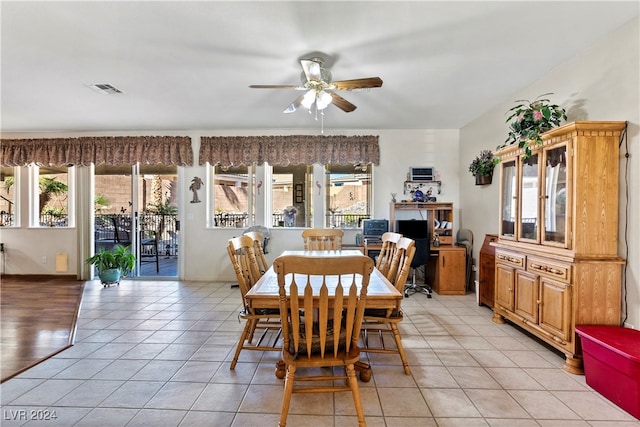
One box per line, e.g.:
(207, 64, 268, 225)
(244, 249, 403, 381)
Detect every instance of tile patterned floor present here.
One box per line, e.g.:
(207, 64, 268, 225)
(1, 280, 638, 426)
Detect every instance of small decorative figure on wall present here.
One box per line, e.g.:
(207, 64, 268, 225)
(189, 176, 203, 203)
(257, 180, 263, 195)
(316, 180, 321, 195)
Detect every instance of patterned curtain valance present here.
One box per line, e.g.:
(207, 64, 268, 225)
(199, 135, 380, 166)
(0, 136, 193, 167)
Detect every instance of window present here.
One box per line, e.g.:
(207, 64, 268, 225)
(325, 163, 371, 228)
(0, 167, 17, 227)
(210, 164, 254, 228)
(272, 164, 312, 227)
(208, 162, 373, 229)
(33, 165, 74, 227)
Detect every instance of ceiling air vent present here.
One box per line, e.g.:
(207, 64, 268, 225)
(87, 83, 124, 95)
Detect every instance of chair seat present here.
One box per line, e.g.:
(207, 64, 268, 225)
(243, 307, 280, 316)
(282, 346, 361, 367)
(287, 319, 347, 355)
(364, 308, 402, 318)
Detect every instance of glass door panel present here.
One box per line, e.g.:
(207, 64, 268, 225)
(93, 164, 178, 278)
(499, 159, 517, 239)
(519, 153, 539, 242)
(543, 144, 568, 246)
(135, 164, 179, 277)
(93, 165, 134, 274)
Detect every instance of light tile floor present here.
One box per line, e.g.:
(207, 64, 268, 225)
(1, 280, 638, 426)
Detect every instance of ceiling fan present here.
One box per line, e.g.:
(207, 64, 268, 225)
(249, 57, 383, 114)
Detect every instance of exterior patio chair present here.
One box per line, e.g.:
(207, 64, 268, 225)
(139, 229, 159, 273)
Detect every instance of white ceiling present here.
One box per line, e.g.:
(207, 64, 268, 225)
(1, 1, 638, 133)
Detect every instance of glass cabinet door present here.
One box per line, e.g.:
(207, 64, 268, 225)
(499, 159, 517, 239)
(519, 153, 539, 242)
(542, 144, 568, 246)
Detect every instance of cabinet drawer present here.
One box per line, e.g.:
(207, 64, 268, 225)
(495, 250, 525, 268)
(439, 235, 453, 245)
(527, 256, 571, 283)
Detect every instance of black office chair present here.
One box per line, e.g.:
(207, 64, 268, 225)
(404, 237, 432, 298)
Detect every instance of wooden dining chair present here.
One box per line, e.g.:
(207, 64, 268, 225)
(227, 235, 281, 370)
(301, 228, 344, 250)
(243, 230, 269, 274)
(376, 231, 403, 279)
(362, 237, 415, 375)
(274, 254, 374, 427)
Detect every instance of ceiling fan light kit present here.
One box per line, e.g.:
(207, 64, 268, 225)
(250, 57, 383, 116)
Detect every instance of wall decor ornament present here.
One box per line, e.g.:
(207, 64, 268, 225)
(189, 176, 203, 203)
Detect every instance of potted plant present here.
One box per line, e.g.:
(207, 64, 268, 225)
(86, 244, 136, 287)
(469, 150, 499, 185)
(503, 93, 567, 157)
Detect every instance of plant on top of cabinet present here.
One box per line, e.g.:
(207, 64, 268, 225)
(502, 93, 567, 157)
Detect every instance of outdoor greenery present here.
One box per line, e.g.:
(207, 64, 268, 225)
(94, 194, 110, 212)
(4, 175, 68, 214)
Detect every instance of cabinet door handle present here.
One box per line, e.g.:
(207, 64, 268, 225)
(530, 262, 545, 271)
(547, 267, 563, 276)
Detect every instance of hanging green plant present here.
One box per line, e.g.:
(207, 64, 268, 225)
(468, 150, 499, 178)
(502, 93, 567, 157)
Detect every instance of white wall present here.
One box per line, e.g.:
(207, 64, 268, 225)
(459, 18, 640, 329)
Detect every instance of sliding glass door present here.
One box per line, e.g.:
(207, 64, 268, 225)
(93, 164, 179, 278)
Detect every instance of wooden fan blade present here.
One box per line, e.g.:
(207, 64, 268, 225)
(300, 59, 322, 82)
(283, 94, 305, 114)
(249, 85, 304, 89)
(331, 77, 383, 90)
(330, 93, 357, 113)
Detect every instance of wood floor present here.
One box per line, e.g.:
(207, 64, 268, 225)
(0, 276, 84, 383)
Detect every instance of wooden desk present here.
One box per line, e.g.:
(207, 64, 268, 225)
(365, 243, 466, 295)
(245, 250, 402, 381)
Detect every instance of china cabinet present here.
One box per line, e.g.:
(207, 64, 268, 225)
(491, 121, 626, 374)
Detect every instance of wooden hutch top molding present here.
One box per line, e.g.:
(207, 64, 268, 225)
(495, 120, 627, 159)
